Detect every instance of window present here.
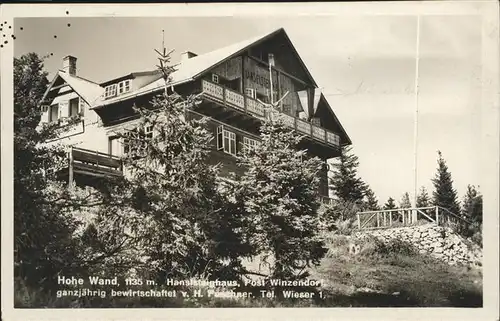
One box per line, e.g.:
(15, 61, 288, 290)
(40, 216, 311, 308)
(225, 78, 241, 91)
(118, 80, 131, 95)
(245, 88, 256, 99)
(212, 74, 219, 84)
(69, 98, 79, 117)
(49, 104, 59, 122)
(122, 125, 154, 156)
(311, 117, 321, 126)
(144, 125, 154, 139)
(123, 134, 131, 155)
(242, 137, 259, 155)
(104, 84, 117, 99)
(216, 126, 236, 156)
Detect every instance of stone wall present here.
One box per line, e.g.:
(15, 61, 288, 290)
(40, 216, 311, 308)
(353, 224, 482, 267)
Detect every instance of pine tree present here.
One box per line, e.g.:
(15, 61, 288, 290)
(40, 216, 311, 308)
(233, 110, 327, 281)
(329, 145, 367, 204)
(383, 197, 396, 210)
(399, 192, 412, 209)
(416, 186, 430, 208)
(363, 186, 380, 211)
(431, 151, 460, 215)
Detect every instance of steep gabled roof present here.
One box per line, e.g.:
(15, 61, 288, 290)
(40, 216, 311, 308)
(297, 89, 351, 146)
(40, 71, 104, 106)
(94, 27, 317, 108)
(319, 93, 352, 146)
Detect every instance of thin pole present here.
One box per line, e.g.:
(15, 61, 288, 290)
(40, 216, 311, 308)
(162, 29, 165, 54)
(269, 62, 274, 105)
(413, 15, 421, 207)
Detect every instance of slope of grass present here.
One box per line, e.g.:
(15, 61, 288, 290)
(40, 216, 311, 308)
(309, 234, 483, 307)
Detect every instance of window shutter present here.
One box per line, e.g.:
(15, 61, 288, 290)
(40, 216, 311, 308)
(79, 97, 85, 116)
(216, 126, 223, 150)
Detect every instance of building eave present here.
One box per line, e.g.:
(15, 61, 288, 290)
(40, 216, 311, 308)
(91, 78, 193, 110)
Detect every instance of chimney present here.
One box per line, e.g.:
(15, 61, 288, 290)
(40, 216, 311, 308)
(180, 51, 197, 62)
(62, 55, 77, 76)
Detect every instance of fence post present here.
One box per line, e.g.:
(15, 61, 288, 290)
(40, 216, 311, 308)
(389, 211, 392, 226)
(357, 213, 361, 229)
(435, 206, 439, 225)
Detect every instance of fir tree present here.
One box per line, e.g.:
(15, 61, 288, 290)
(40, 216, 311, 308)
(329, 145, 367, 204)
(399, 192, 412, 208)
(233, 110, 327, 281)
(431, 151, 460, 215)
(363, 186, 380, 211)
(383, 197, 396, 210)
(416, 186, 431, 208)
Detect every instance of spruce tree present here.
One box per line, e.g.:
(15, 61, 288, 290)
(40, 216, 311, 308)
(363, 186, 380, 211)
(383, 197, 396, 210)
(416, 186, 430, 208)
(431, 151, 460, 215)
(399, 192, 412, 208)
(461, 185, 482, 224)
(107, 56, 248, 283)
(233, 109, 327, 281)
(14, 53, 83, 291)
(329, 145, 367, 204)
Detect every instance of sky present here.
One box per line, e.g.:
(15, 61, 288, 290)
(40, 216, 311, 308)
(13, 14, 483, 206)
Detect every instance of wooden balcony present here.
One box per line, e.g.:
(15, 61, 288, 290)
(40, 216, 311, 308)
(199, 80, 341, 149)
(66, 147, 123, 185)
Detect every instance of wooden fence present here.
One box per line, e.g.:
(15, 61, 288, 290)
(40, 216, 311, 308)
(356, 206, 472, 231)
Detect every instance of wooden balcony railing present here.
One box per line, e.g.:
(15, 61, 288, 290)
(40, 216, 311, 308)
(68, 146, 123, 183)
(320, 196, 335, 205)
(356, 206, 473, 231)
(200, 80, 341, 149)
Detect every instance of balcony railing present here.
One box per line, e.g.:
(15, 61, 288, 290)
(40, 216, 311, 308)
(68, 146, 123, 183)
(200, 80, 341, 149)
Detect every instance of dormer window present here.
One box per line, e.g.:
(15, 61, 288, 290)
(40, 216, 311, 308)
(104, 80, 132, 100)
(104, 84, 117, 99)
(118, 80, 131, 95)
(212, 74, 219, 84)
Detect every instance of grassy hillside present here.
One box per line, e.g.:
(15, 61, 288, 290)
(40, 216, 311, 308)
(308, 233, 483, 307)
